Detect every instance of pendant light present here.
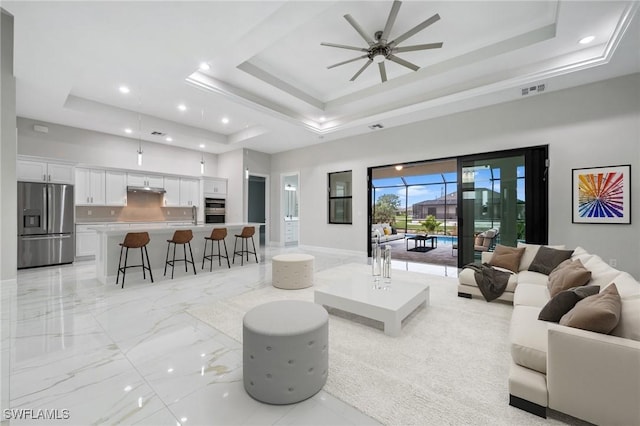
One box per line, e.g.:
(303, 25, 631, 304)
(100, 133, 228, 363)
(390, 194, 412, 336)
(199, 108, 205, 174)
(137, 98, 143, 166)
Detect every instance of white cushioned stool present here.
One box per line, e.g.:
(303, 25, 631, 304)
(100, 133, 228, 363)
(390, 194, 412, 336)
(243, 300, 328, 404)
(272, 253, 315, 289)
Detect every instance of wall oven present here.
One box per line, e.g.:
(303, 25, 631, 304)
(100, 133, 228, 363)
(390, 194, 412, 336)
(204, 198, 225, 224)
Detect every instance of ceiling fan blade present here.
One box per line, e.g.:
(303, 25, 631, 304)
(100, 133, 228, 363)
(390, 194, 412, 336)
(389, 13, 440, 47)
(327, 55, 369, 69)
(380, 0, 402, 43)
(350, 59, 373, 81)
(392, 42, 443, 53)
(378, 62, 387, 83)
(320, 42, 368, 52)
(344, 14, 375, 46)
(387, 54, 420, 71)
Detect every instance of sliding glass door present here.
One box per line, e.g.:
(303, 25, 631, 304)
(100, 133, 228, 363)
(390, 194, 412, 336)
(457, 146, 548, 266)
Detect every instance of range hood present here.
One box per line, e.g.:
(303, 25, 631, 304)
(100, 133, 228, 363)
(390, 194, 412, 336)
(127, 185, 166, 194)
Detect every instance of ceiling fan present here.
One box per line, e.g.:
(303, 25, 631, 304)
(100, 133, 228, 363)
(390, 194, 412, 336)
(321, 0, 443, 83)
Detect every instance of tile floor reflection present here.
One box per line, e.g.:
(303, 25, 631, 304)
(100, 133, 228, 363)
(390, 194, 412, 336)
(2, 246, 455, 425)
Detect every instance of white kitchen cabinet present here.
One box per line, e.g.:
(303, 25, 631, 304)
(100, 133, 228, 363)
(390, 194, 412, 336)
(76, 224, 99, 257)
(75, 168, 106, 205)
(203, 178, 227, 197)
(127, 173, 164, 188)
(163, 177, 180, 207)
(17, 160, 74, 184)
(105, 171, 127, 206)
(180, 178, 199, 207)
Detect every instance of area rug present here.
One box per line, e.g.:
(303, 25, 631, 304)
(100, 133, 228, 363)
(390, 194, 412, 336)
(188, 264, 565, 425)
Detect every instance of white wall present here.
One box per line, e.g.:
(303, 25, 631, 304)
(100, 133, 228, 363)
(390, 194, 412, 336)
(1, 9, 17, 281)
(218, 149, 244, 223)
(270, 73, 640, 278)
(1, 7, 16, 419)
(17, 118, 219, 178)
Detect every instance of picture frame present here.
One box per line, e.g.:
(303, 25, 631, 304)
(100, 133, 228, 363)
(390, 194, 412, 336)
(572, 165, 631, 224)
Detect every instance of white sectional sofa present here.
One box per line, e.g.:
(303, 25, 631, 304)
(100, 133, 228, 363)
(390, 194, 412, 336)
(459, 244, 640, 424)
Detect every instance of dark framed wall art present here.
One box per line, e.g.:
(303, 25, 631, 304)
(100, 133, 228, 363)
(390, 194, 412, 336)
(572, 164, 631, 224)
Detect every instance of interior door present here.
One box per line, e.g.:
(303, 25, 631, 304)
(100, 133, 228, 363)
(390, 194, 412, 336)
(457, 146, 548, 266)
(248, 175, 266, 246)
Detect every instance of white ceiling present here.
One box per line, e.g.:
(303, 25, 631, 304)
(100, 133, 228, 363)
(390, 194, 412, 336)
(4, 1, 640, 155)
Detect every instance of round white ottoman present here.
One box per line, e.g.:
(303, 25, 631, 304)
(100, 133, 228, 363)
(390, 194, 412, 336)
(243, 300, 328, 405)
(272, 254, 315, 289)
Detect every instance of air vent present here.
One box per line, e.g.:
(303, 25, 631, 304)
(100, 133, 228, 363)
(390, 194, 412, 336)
(151, 131, 166, 136)
(521, 84, 546, 96)
(368, 123, 384, 130)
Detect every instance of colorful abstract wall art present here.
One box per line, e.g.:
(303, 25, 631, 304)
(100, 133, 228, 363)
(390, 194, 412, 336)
(572, 165, 631, 224)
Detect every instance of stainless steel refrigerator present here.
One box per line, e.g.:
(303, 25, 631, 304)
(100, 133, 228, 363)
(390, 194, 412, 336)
(18, 182, 74, 269)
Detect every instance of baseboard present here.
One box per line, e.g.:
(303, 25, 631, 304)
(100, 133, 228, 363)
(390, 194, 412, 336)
(509, 394, 547, 418)
(457, 292, 472, 299)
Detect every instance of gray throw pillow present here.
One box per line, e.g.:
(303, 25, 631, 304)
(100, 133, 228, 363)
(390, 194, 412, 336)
(528, 246, 574, 275)
(538, 286, 600, 322)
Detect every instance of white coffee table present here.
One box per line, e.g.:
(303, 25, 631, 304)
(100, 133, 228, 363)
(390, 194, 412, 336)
(313, 263, 430, 337)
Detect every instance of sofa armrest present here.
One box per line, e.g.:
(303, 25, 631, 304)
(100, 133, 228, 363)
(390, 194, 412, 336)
(547, 324, 640, 425)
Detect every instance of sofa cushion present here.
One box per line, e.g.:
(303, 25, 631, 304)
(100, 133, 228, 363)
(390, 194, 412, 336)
(547, 259, 592, 297)
(538, 286, 600, 322)
(570, 246, 593, 264)
(489, 244, 525, 273)
(513, 283, 550, 308)
(510, 306, 548, 374)
(601, 272, 640, 298)
(582, 254, 621, 288)
(611, 295, 640, 341)
(517, 242, 566, 272)
(528, 246, 574, 275)
(560, 284, 622, 334)
(517, 270, 550, 287)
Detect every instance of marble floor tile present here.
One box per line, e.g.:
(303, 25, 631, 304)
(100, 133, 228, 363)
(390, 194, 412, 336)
(5, 245, 451, 425)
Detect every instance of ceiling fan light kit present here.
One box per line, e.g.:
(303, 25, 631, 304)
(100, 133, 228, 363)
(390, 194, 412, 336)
(322, 0, 443, 83)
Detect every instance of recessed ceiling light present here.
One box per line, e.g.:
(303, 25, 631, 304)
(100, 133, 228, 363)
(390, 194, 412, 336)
(221, 117, 229, 124)
(199, 62, 210, 71)
(165, 136, 173, 142)
(199, 143, 205, 148)
(124, 128, 132, 134)
(579, 35, 595, 45)
(395, 165, 403, 171)
(119, 86, 130, 94)
(178, 104, 187, 111)
(319, 116, 326, 122)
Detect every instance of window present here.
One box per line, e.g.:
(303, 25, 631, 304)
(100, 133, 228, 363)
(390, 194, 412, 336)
(329, 171, 352, 224)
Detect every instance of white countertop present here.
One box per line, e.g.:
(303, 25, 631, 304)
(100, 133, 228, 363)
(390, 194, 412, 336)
(92, 222, 263, 235)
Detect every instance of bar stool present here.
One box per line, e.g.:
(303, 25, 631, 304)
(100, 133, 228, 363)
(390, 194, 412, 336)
(202, 227, 230, 271)
(164, 229, 196, 279)
(116, 232, 153, 288)
(233, 226, 259, 265)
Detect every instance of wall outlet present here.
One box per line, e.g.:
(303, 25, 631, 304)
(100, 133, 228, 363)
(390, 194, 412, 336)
(110, 210, 115, 216)
(167, 211, 171, 215)
(609, 259, 617, 267)
(87, 210, 92, 216)
(183, 211, 186, 215)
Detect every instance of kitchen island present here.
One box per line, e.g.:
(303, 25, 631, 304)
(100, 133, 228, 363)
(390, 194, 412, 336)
(93, 223, 263, 284)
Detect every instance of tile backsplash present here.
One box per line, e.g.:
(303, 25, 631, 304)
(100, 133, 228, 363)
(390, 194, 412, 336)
(76, 192, 195, 223)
